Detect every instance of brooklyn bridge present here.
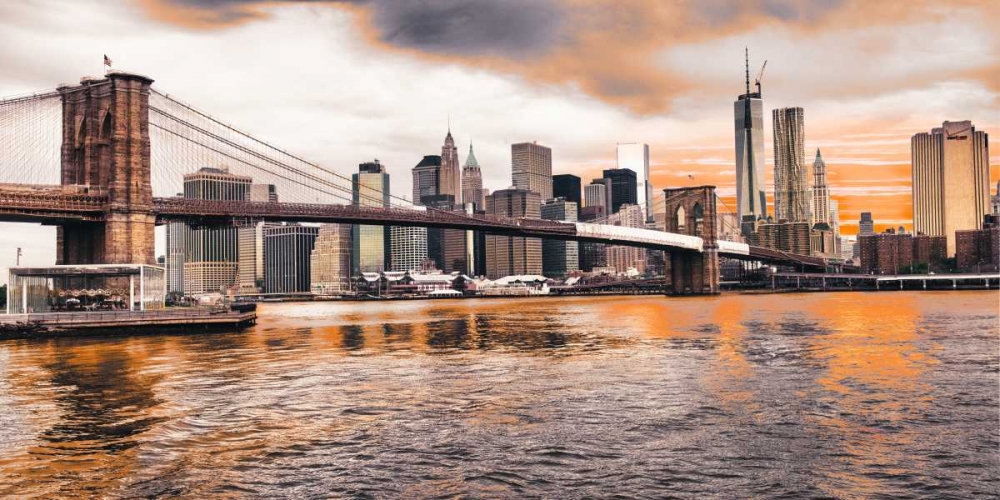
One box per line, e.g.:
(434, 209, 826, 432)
(0, 71, 843, 295)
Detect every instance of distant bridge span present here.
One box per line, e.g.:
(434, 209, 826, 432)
(0, 185, 829, 270)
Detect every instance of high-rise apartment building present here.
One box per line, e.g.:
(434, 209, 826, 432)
(859, 212, 875, 236)
(311, 224, 352, 295)
(412, 155, 441, 203)
(955, 216, 1000, 272)
(911, 120, 991, 255)
(541, 197, 579, 278)
(773, 107, 811, 222)
(511, 142, 552, 200)
(263, 224, 318, 294)
(485, 188, 542, 278)
(552, 174, 582, 216)
(616, 143, 652, 222)
(352, 160, 390, 274)
(461, 143, 485, 210)
(439, 130, 462, 203)
(182, 167, 251, 295)
(734, 53, 768, 226)
(390, 226, 429, 271)
(603, 168, 637, 214)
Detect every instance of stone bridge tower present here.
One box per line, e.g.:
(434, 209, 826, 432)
(663, 186, 720, 295)
(56, 71, 156, 265)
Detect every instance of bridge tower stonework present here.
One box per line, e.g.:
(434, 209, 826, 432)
(56, 72, 156, 265)
(663, 186, 720, 295)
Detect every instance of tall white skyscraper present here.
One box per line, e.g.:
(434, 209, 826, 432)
(773, 107, 811, 223)
(734, 51, 767, 227)
(616, 143, 652, 222)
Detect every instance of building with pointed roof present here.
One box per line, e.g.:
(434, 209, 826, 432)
(461, 142, 484, 210)
(812, 149, 831, 227)
(440, 129, 462, 204)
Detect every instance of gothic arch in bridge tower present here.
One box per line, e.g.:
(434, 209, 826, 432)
(662, 186, 720, 295)
(56, 72, 156, 266)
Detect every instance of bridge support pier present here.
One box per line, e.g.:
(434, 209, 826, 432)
(668, 248, 720, 295)
(663, 186, 720, 295)
(55, 71, 156, 265)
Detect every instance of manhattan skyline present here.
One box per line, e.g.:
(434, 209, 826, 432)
(0, 0, 997, 277)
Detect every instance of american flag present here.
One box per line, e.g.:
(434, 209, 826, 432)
(104, 54, 112, 67)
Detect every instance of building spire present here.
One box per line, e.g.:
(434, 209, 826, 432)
(745, 47, 750, 95)
(465, 141, 479, 168)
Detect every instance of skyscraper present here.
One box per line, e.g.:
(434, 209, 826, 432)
(412, 155, 441, 203)
(263, 224, 319, 294)
(440, 129, 462, 203)
(734, 51, 768, 226)
(421, 193, 456, 270)
(541, 197, 579, 278)
(911, 120, 991, 255)
(616, 143, 652, 221)
(812, 149, 831, 227)
(773, 107, 811, 222)
(236, 223, 264, 293)
(511, 142, 552, 200)
(182, 167, 251, 295)
(603, 168, 637, 214)
(352, 160, 390, 274)
(461, 143, 485, 210)
(859, 212, 875, 236)
(553, 174, 582, 217)
(485, 188, 542, 278)
(165, 220, 184, 293)
(311, 224, 352, 295)
(584, 179, 611, 218)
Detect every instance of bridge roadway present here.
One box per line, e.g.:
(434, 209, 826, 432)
(0, 186, 833, 270)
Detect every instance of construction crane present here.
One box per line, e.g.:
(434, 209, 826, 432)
(755, 60, 768, 95)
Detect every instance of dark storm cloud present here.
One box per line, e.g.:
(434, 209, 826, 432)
(368, 0, 564, 57)
(160, 0, 566, 57)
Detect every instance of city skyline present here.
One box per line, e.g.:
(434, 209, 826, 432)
(0, 0, 997, 277)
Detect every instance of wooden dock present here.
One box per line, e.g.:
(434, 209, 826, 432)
(0, 307, 256, 340)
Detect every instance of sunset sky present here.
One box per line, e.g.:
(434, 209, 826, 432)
(0, 0, 997, 275)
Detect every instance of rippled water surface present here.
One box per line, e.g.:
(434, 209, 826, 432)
(1, 292, 998, 498)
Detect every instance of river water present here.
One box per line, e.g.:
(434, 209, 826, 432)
(0, 292, 997, 498)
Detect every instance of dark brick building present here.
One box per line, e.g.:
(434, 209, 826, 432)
(955, 215, 1000, 272)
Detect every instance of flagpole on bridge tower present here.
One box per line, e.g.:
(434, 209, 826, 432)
(103, 54, 112, 75)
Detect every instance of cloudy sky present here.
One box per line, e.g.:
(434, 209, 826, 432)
(0, 0, 997, 279)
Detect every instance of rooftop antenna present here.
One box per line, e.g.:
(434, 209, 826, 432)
(745, 47, 750, 95)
